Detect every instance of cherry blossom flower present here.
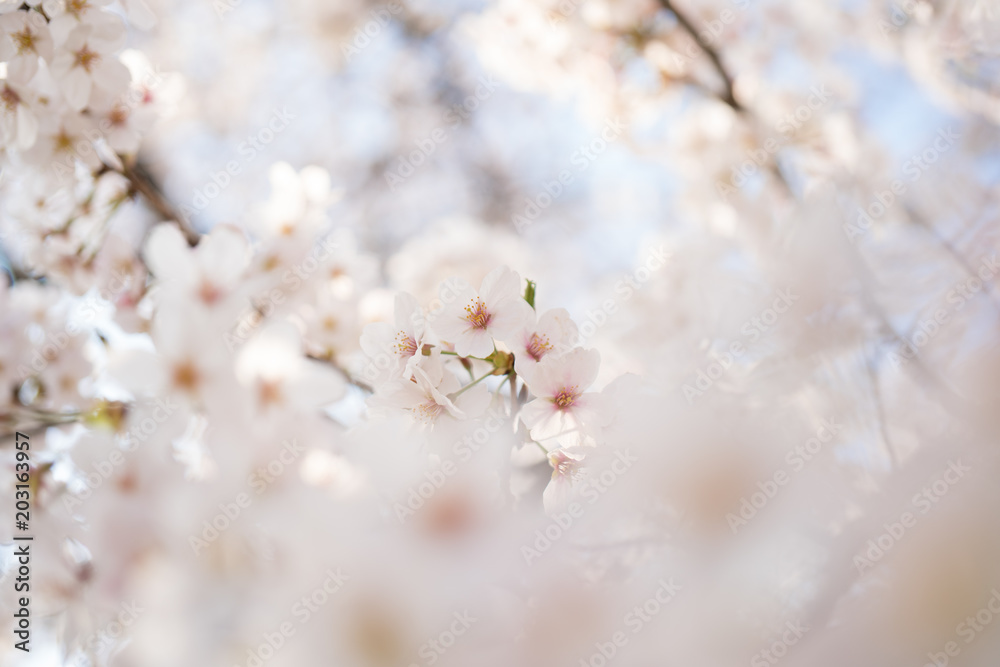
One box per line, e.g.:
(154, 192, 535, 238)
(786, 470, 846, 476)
(46, 0, 118, 46)
(3, 0, 999, 663)
(0, 9, 53, 83)
(359, 291, 427, 385)
(431, 265, 533, 358)
(519, 347, 606, 445)
(24, 111, 102, 173)
(144, 223, 251, 310)
(49, 22, 129, 111)
(107, 301, 235, 412)
(372, 354, 489, 426)
(235, 321, 346, 415)
(512, 307, 578, 375)
(87, 88, 152, 154)
(0, 76, 38, 149)
(297, 286, 361, 362)
(252, 162, 338, 240)
(542, 447, 584, 513)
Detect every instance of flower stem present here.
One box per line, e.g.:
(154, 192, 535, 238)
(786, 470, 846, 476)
(451, 370, 496, 398)
(440, 351, 490, 361)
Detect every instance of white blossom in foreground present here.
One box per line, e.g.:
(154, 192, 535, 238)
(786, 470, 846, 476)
(431, 265, 534, 358)
(519, 347, 606, 446)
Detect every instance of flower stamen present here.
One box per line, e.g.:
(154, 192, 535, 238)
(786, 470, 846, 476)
(553, 386, 578, 410)
(414, 400, 444, 423)
(1, 85, 21, 112)
(463, 297, 492, 330)
(73, 45, 100, 72)
(172, 361, 201, 392)
(394, 331, 418, 357)
(526, 332, 552, 361)
(13, 29, 37, 56)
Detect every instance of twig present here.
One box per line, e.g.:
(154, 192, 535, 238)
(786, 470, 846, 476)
(904, 203, 1000, 318)
(658, 0, 743, 112)
(119, 160, 200, 246)
(865, 348, 896, 470)
(0, 408, 82, 441)
(306, 353, 375, 394)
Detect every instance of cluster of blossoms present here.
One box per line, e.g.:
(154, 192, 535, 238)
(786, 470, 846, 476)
(361, 265, 616, 511)
(0, 0, 999, 666)
(0, 0, 162, 290)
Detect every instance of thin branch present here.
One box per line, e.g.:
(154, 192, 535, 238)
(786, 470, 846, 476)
(119, 160, 200, 246)
(658, 0, 743, 112)
(0, 408, 82, 441)
(865, 348, 896, 470)
(904, 203, 1000, 319)
(306, 353, 375, 394)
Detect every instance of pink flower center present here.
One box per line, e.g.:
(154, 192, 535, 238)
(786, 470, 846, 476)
(463, 297, 492, 330)
(198, 280, 223, 304)
(394, 331, 418, 357)
(550, 451, 581, 478)
(526, 332, 552, 362)
(553, 387, 578, 410)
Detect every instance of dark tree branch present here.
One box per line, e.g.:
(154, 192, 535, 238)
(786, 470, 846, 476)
(119, 160, 200, 247)
(658, 0, 743, 112)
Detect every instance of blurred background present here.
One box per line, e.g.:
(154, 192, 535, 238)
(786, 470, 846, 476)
(3, 0, 1000, 665)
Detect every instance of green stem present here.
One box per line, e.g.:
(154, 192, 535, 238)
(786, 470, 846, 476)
(440, 351, 490, 361)
(450, 370, 497, 398)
